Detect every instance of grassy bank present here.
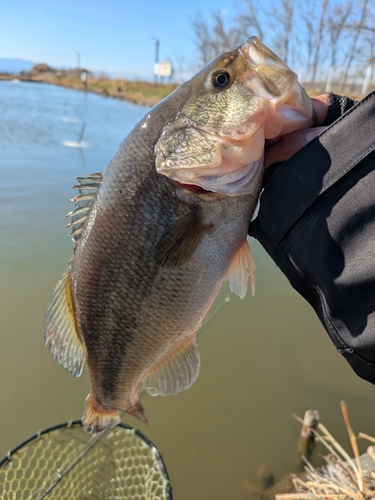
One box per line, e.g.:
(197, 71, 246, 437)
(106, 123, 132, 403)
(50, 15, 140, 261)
(0, 73, 179, 107)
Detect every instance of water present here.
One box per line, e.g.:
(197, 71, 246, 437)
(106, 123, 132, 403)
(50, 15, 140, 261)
(1, 80, 375, 500)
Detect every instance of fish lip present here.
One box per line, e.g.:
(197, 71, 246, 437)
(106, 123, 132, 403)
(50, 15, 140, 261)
(239, 36, 289, 73)
(167, 154, 264, 197)
(169, 178, 213, 195)
(239, 36, 264, 67)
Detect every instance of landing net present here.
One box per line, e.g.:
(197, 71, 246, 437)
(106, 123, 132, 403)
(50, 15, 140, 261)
(0, 421, 172, 500)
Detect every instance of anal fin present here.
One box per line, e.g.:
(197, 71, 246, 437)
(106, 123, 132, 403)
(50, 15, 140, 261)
(127, 399, 150, 425)
(43, 267, 85, 376)
(225, 238, 256, 299)
(144, 336, 200, 396)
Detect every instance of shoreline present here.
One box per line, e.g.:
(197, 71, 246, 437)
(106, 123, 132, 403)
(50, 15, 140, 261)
(0, 73, 179, 107)
(0, 73, 364, 105)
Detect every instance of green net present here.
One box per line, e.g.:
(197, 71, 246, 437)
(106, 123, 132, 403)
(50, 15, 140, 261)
(0, 421, 172, 500)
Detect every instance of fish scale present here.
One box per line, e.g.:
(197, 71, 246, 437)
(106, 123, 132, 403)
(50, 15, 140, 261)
(44, 36, 314, 432)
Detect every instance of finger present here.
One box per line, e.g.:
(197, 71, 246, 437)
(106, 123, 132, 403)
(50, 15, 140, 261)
(311, 95, 329, 125)
(264, 127, 326, 168)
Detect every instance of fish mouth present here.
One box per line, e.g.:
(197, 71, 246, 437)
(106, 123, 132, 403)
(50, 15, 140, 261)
(178, 182, 212, 194)
(239, 36, 315, 129)
(239, 36, 286, 72)
(169, 179, 213, 195)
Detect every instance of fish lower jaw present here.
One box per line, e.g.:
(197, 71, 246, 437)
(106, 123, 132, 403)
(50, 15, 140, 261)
(167, 162, 263, 197)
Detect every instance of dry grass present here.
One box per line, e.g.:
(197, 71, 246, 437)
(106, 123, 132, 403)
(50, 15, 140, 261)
(306, 88, 364, 101)
(276, 402, 375, 500)
(0, 73, 178, 107)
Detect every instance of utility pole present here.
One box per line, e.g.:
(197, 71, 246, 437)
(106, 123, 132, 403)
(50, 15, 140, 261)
(76, 51, 81, 70)
(153, 38, 159, 83)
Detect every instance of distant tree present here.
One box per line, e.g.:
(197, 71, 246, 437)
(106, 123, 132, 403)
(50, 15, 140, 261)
(30, 63, 55, 74)
(266, 0, 295, 64)
(190, 10, 244, 66)
(190, 0, 300, 68)
(362, 20, 375, 64)
(301, 0, 331, 83)
(341, 0, 372, 89)
(326, 0, 354, 68)
(189, 0, 375, 90)
(235, 0, 265, 40)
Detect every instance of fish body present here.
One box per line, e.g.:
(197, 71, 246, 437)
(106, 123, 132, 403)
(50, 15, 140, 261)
(44, 37, 314, 432)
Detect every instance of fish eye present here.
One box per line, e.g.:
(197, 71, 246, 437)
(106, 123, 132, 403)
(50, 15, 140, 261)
(211, 71, 231, 89)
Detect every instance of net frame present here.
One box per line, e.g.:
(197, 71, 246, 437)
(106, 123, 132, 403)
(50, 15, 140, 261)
(0, 420, 173, 500)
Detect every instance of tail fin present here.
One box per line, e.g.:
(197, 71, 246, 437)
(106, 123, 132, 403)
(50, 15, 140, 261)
(82, 394, 121, 433)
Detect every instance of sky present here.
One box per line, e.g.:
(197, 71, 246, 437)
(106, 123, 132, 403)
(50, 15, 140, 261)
(0, 0, 241, 81)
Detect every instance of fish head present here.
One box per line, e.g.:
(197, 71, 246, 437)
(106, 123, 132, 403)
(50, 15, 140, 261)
(155, 36, 315, 195)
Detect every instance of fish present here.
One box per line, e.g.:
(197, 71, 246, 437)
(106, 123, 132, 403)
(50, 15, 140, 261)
(44, 36, 314, 433)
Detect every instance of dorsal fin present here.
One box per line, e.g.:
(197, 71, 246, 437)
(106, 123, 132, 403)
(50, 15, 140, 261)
(143, 336, 200, 396)
(66, 173, 103, 242)
(44, 267, 86, 376)
(225, 238, 256, 299)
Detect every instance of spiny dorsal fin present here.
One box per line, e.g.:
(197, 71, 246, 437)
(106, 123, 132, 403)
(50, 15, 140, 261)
(67, 173, 103, 242)
(154, 206, 212, 267)
(225, 238, 256, 299)
(143, 336, 200, 396)
(44, 267, 86, 376)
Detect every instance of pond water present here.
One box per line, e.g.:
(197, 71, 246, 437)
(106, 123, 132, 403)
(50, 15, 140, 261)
(1, 80, 375, 500)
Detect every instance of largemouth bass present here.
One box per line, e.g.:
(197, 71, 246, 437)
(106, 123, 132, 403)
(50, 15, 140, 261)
(44, 37, 314, 433)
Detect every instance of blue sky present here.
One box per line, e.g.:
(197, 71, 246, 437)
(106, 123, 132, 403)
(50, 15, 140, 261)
(0, 0, 240, 80)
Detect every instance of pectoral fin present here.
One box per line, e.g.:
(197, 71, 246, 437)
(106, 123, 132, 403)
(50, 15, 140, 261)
(225, 238, 256, 299)
(154, 206, 212, 267)
(43, 267, 85, 376)
(144, 336, 200, 396)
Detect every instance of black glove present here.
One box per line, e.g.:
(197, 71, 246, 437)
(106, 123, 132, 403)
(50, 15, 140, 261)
(249, 92, 375, 385)
(323, 93, 358, 126)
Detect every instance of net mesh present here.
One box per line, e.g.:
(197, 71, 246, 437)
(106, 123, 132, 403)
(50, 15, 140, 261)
(0, 421, 171, 500)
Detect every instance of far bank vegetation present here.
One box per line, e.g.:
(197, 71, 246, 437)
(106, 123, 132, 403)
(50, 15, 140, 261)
(4, 65, 178, 107)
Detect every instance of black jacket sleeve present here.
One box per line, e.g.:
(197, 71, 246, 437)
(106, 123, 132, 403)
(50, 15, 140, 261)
(249, 91, 375, 385)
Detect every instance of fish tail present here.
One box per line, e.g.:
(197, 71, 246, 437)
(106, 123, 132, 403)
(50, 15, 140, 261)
(82, 394, 121, 433)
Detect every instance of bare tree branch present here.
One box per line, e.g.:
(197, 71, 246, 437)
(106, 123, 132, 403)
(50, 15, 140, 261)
(190, 10, 245, 67)
(312, 0, 331, 83)
(327, 0, 354, 67)
(341, 0, 371, 89)
(235, 0, 265, 40)
(263, 0, 296, 64)
(189, 0, 375, 91)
